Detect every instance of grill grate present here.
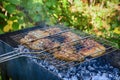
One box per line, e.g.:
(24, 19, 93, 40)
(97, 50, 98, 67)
(10, 25, 71, 44)
(0, 25, 118, 71)
(24, 45, 116, 71)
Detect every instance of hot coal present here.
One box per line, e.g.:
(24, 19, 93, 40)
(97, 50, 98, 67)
(34, 59, 120, 80)
(31, 56, 120, 80)
(16, 45, 120, 80)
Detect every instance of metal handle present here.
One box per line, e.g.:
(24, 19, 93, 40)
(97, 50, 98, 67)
(0, 49, 23, 63)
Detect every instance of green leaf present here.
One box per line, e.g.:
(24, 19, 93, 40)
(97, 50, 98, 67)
(33, 15, 41, 22)
(18, 18, 24, 24)
(6, 0, 20, 5)
(0, 13, 7, 18)
(9, 16, 18, 20)
(5, 4, 16, 14)
(63, 0, 67, 8)
(0, 29, 4, 34)
(12, 22, 19, 31)
(13, 11, 24, 17)
(0, 0, 3, 2)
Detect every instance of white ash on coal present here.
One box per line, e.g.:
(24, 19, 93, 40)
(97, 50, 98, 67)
(16, 45, 120, 80)
(33, 57, 120, 80)
(14, 45, 30, 53)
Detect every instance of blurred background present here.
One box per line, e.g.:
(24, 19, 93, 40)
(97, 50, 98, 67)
(0, 0, 120, 48)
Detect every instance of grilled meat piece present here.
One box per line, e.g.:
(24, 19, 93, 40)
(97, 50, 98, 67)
(20, 27, 105, 61)
(79, 39, 106, 57)
(46, 28, 61, 35)
(20, 30, 49, 44)
(54, 39, 105, 61)
(61, 32, 81, 44)
(27, 39, 51, 50)
(53, 44, 84, 61)
(54, 52, 84, 61)
(27, 39, 60, 50)
(20, 28, 61, 44)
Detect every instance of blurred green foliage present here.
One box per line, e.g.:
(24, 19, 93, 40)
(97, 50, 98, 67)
(0, 0, 120, 48)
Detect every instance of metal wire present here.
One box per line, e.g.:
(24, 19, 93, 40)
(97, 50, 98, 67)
(0, 26, 73, 63)
(0, 34, 90, 63)
(0, 26, 118, 71)
(10, 26, 73, 44)
(7, 37, 116, 68)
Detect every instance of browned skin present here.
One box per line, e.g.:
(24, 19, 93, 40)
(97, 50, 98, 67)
(53, 52, 84, 61)
(20, 28, 105, 61)
(79, 39, 106, 57)
(20, 28, 61, 44)
(20, 30, 49, 44)
(20, 28, 62, 50)
(61, 32, 81, 44)
(27, 39, 60, 50)
(53, 39, 105, 61)
(53, 44, 84, 61)
(46, 28, 61, 35)
(20, 35, 36, 44)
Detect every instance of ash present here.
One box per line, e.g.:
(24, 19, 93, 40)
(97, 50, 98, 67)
(32, 57, 120, 80)
(16, 45, 120, 80)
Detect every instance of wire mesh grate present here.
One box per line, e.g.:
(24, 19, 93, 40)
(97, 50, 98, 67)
(0, 25, 118, 71)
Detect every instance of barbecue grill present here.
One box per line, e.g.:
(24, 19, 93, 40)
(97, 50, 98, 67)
(0, 24, 119, 80)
